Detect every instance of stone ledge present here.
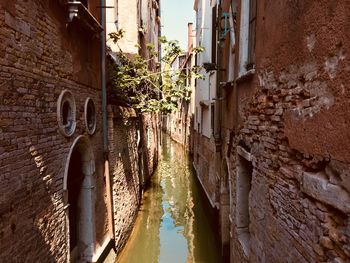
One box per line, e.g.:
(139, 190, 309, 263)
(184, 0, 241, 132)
(237, 228, 250, 258)
(236, 69, 255, 84)
(301, 171, 350, 214)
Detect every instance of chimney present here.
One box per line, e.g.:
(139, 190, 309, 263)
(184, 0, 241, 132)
(188, 22, 193, 52)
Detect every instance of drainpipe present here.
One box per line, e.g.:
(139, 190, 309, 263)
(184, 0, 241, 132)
(100, 0, 115, 242)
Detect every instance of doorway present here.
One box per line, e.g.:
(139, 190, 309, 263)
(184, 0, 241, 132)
(64, 136, 96, 262)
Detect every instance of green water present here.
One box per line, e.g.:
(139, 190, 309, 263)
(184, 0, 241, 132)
(116, 134, 221, 263)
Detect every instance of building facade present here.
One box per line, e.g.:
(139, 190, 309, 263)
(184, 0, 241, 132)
(0, 1, 108, 261)
(192, 0, 220, 212)
(193, 0, 350, 262)
(0, 0, 160, 262)
(163, 23, 195, 149)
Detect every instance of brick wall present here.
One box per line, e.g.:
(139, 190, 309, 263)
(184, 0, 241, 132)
(108, 106, 140, 253)
(0, 1, 111, 262)
(140, 113, 159, 183)
(107, 106, 159, 254)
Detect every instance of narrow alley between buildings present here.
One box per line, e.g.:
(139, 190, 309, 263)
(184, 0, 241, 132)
(1, 0, 350, 263)
(114, 134, 220, 263)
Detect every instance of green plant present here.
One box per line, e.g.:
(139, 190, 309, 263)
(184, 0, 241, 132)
(108, 32, 204, 113)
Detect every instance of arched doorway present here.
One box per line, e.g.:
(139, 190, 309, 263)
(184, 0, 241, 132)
(219, 159, 231, 262)
(64, 136, 96, 262)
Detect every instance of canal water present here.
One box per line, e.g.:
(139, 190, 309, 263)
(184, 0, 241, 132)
(116, 134, 221, 263)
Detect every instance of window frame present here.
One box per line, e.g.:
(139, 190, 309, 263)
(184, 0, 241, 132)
(246, 0, 256, 70)
(238, 0, 257, 77)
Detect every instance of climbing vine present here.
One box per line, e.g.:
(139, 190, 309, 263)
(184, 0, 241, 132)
(108, 29, 204, 113)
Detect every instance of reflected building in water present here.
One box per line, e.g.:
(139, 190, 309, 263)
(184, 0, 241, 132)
(116, 135, 220, 263)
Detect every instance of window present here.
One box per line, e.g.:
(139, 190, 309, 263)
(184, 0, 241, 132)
(57, 90, 76, 137)
(62, 101, 72, 128)
(228, 1, 237, 82)
(200, 109, 203, 134)
(211, 5, 217, 64)
(84, 98, 96, 135)
(114, 0, 118, 29)
(247, 0, 257, 70)
(211, 103, 215, 133)
(196, 1, 202, 33)
(238, 0, 257, 76)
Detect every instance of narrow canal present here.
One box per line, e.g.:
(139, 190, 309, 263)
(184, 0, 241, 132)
(116, 134, 221, 263)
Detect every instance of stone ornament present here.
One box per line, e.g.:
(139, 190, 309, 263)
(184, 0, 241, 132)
(57, 90, 77, 137)
(84, 97, 96, 135)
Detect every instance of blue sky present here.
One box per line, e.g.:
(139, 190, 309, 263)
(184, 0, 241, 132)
(161, 0, 195, 51)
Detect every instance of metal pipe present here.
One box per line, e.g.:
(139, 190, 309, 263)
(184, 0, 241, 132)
(100, 0, 115, 241)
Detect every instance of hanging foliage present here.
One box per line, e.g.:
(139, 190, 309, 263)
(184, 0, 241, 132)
(108, 29, 204, 113)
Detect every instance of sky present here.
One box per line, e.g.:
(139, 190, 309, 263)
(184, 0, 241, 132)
(161, 0, 196, 51)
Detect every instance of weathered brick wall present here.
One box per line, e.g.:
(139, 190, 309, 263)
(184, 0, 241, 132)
(107, 106, 159, 254)
(108, 106, 140, 253)
(140, 113, 159, 183)
(0, 1, 110, 262)
(229, 1, 350, 262)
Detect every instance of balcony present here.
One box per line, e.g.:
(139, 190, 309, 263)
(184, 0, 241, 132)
(64, 1, 103, 35)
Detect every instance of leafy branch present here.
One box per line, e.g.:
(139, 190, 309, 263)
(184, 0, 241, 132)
(107, 30, 204, 113)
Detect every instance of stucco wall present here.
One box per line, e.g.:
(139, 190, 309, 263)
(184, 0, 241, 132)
(106, 0, 139, 55)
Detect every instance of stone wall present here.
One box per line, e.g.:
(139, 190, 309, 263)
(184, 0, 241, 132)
(0, 0, 110, 262)
(107, 106, 159, 255)
(228, 1, 350, 262)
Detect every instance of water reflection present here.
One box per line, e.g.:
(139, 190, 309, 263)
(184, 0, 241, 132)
(117, 134, 221, 263)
